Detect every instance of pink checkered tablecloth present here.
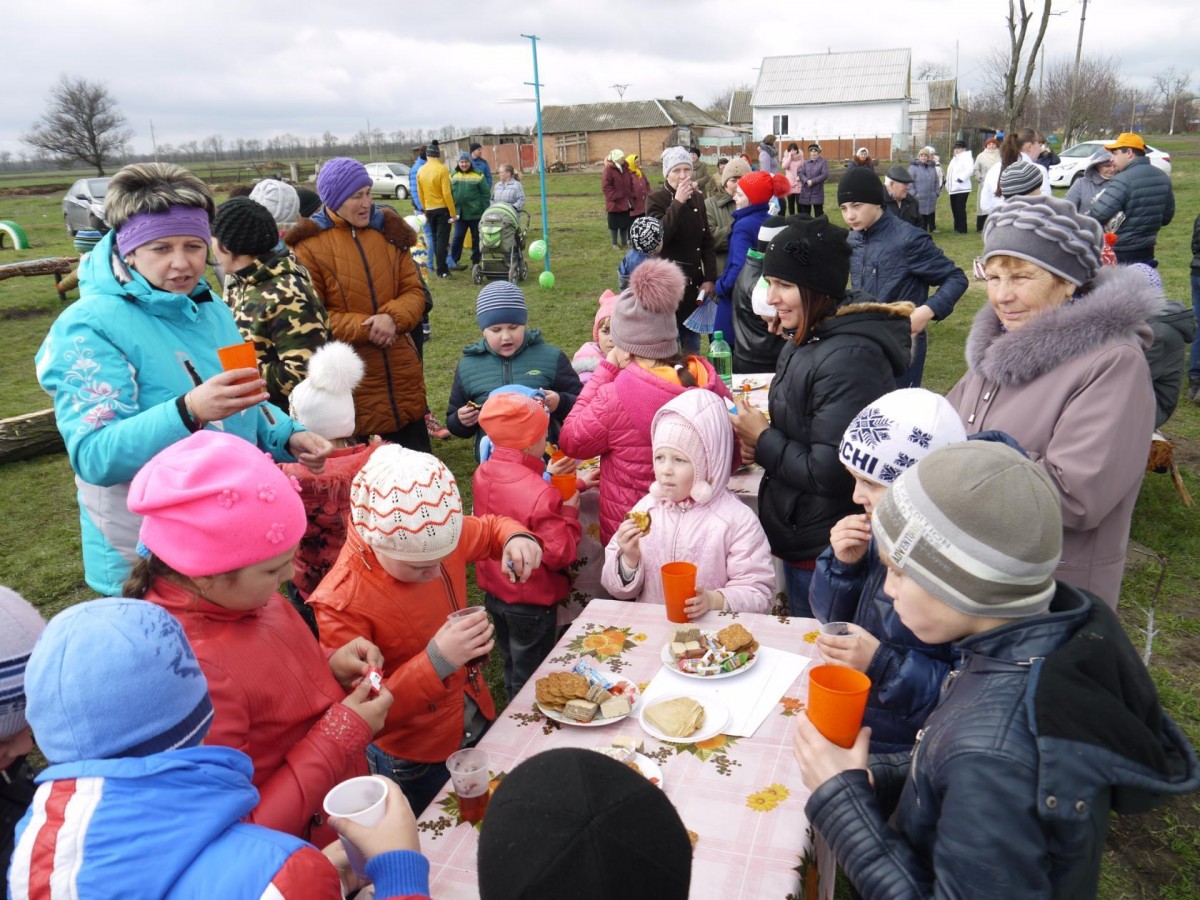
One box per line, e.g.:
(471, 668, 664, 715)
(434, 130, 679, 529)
(417, 598, 834, 899)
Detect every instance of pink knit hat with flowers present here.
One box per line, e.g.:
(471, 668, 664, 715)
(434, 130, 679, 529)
(351, 446, 463, 562)
(129, 431, 306, 578)
(594, 290, 619, 342)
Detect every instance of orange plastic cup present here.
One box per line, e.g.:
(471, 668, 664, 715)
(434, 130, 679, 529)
(550, 473, 577, 500)
(216, 341, 258, 383)
(806, 665, 871, 749)
(660, 561, 696, 624)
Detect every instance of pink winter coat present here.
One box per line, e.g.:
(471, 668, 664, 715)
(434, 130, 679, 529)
(558, 357, 734, 545)
(600, 390, 773, 612)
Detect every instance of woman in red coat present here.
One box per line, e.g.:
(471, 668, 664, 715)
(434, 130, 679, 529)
(602, 149, 634, 249)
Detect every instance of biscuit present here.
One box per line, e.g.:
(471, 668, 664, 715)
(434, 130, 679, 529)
(717, 624, 754, 653)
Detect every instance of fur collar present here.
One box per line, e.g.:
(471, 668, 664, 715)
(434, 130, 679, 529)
(965, 266, 1161, 386)
(284, 205, 416, 250)
(832, 299, 914, 320)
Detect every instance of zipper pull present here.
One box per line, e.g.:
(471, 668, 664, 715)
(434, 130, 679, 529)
(909, 727, 926, 799)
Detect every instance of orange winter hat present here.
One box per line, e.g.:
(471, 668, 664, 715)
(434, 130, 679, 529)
(479, 392, 549, 451)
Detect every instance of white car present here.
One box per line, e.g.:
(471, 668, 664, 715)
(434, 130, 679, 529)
(1048, 140, 1171, 188)
(365, 162, 411, 200)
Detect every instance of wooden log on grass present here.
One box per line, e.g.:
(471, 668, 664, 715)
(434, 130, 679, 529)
(0, 409, 64, 464)
(0, 257, 78, 282)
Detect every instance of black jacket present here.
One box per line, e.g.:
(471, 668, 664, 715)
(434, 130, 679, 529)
(730, 247, 784, 374)
(886, 194, 922, 227)
(755, 297, 911, 562)
(807, 585, 1200, 899)
(1089, 155, 1175, 252)
(646, 186, 718, 326)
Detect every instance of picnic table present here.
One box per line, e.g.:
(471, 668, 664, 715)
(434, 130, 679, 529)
(416, 597, 835, 899)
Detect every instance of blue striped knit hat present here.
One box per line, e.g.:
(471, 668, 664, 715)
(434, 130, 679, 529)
(0, 587, 45, 740)
(476, 280, 528, 329)
(25, 598, 213, 764)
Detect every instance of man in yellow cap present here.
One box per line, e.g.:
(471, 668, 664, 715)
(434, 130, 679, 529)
(1089, 132, 1175, 266)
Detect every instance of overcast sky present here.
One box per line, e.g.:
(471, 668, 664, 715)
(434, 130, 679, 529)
(2, 0, 1195, 159)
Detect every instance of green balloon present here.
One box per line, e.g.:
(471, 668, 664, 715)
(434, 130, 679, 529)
(539, 270, 555, 289)
(528, 239, 547, 260)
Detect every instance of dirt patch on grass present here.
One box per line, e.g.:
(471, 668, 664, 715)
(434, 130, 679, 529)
(0, 306, 55, 321)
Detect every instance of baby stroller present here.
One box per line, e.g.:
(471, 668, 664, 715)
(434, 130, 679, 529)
(473, 202, 530, 284)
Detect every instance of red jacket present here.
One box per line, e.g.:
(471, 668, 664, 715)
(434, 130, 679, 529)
(472, 447, 581, 606)
(281, 441, 383, 597)
(602, 161, 633, 214)
(309, 517, 524, 762)
(146, 578, 371, 846)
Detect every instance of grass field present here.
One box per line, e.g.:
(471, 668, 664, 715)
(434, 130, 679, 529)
(1, 144, 1198, 896)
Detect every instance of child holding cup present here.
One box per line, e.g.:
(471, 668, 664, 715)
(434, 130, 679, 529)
(794, 442, 1200, 897)
(810, 389, 965, 752)
(473, 391, 582, 699)
(602, 389, 773, 617)
(309, 446, 543, 815)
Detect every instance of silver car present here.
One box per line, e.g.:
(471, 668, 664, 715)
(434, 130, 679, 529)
(62, 177, 111, 236)
(366, 162, 411, 200)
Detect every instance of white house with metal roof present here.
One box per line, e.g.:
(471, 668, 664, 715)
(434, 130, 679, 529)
(750, 49, 913, 155)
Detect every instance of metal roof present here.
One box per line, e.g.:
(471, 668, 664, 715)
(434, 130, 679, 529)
(910, 79, 958, 112)
(751, 49, 912, 107)
(540, 99, 725, 133)
(727, 90, 753, 125)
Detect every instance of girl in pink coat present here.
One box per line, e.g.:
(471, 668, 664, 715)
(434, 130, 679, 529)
(602, 389, 774, 615)
(558, 258, 734, 545)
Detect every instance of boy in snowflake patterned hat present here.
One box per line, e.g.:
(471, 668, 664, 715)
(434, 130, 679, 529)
(808, 389, 966, 752)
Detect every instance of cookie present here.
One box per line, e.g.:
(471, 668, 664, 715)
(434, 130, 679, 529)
(717, 623, 754, 653)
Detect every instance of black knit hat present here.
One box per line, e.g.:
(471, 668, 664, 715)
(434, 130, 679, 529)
(478, 748, 692, 900)
(837, 167, 886, 206)
(212, 197, 278, 256)
(295, 187, 321, 218)
(762, 216, 851, 299)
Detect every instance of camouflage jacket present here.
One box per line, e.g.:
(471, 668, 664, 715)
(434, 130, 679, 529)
(223, 251, 331, 408)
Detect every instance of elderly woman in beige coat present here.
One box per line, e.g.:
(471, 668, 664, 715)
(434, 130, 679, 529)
(947, 195, 1160, 608)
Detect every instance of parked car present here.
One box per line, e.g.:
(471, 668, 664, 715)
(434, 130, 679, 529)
(366, 162, 411, 199)
(62, 177, 111, 236)
(1048, 140, 1171, 188)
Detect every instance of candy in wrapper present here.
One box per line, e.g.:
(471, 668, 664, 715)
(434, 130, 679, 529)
(366, 667, 383, 695)
(719, 652, 751, 673)
(571, 659, 615, 690)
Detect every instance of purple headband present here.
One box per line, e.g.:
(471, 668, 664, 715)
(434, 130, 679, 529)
(116, 206, 212, 256)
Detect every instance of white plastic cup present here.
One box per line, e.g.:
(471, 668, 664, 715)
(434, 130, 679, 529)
(446, 747, 490, 823)
(820, 621, 857, 638)
(323, 775, 390, 878)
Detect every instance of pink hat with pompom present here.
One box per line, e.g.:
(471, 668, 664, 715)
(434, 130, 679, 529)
(594, 290, 619, 343)
(609, 258, 685, 359)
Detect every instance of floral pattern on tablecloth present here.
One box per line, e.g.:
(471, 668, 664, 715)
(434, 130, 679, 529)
(420, 771, 508, 838)
(787, 827, 823, 900)
(549, 622, 643, 671)
(746, 783, 790, 812)
(779, 696, 805, 717)
(646, 732, 743, 776)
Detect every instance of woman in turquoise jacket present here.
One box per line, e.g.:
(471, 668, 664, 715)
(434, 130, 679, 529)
(35, 163, 330, 597)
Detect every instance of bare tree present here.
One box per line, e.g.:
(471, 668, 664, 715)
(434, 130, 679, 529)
(1152, 66, 1192, 134)
(203, 134, 224, 161)
(21, 75, 133, 175)
(999, 1, 1055, 132)
(1038, 54, 1122, 143)
(705, 82, 753, 119)
(915, 61, 953, 81)
(321, 130, 338, 152)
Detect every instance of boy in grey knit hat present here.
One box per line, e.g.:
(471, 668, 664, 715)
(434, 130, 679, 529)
(1, 587, 46, 877)
(794, 441, 1200, 898)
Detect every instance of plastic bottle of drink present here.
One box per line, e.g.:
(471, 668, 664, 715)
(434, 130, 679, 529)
(708, 330, 732, 388)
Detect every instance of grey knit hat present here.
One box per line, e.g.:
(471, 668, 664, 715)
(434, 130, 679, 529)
(982, 194, 1102, 287)
(997, 160, 1044, 198)
(476, 280, 528, 329)
(873, 442, 1062, 618)
(719, 156, 752, 186)
(661, 146, 691, 177)
(0, 586, 45, 739)
(609, 257, 685, 358)
(629, 216, 663, 254)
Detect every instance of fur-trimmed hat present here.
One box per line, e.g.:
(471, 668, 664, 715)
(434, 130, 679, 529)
(609, 258, 685, 359)
(840, 389, 967, 486)
(351, 446, 463, 562)
(288, 341, 364, 440)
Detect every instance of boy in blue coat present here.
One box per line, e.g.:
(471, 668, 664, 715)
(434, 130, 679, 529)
(810, 389, 965, 752)
(447, 281, 583, 459)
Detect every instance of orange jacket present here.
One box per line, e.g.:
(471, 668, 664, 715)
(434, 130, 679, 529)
(287, 208, 427, 435)
(309, 516, 526, 761)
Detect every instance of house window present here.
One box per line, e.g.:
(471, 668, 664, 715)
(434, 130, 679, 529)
(772, 115, 789, 136)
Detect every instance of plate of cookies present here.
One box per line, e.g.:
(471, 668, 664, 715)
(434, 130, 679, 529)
(534, 670, 640, 727)
(660, 623, 760, 679)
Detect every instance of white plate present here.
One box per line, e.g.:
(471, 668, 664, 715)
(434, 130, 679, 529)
(536, 678, 639, 727)
(638, 693, 730, 744)
(593, 748, 665, 788)
(660, 637, 759, 680)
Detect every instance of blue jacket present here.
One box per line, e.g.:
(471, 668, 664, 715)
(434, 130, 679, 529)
(471, 155, 494, 188)
(617, 249, 650, 291)
(408, 158, 425, 211)
(908, 159, 940, 214)
(446, 329, 583, 457)
(847, 212, 967, 319)
(7, 746, 430, 899)
(811, 540, 953, 752)
(806, 585, 1200, 899)
(715, 203, 770, 302)
(35, 230, 299, 597)
(1088, 155, 1175, 252)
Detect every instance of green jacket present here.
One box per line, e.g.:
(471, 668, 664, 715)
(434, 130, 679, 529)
(450, 169, 491, 221)
(223, 251, 331, 408)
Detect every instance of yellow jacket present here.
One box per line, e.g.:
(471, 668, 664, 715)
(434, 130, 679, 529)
(417, 158, 456, 216)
